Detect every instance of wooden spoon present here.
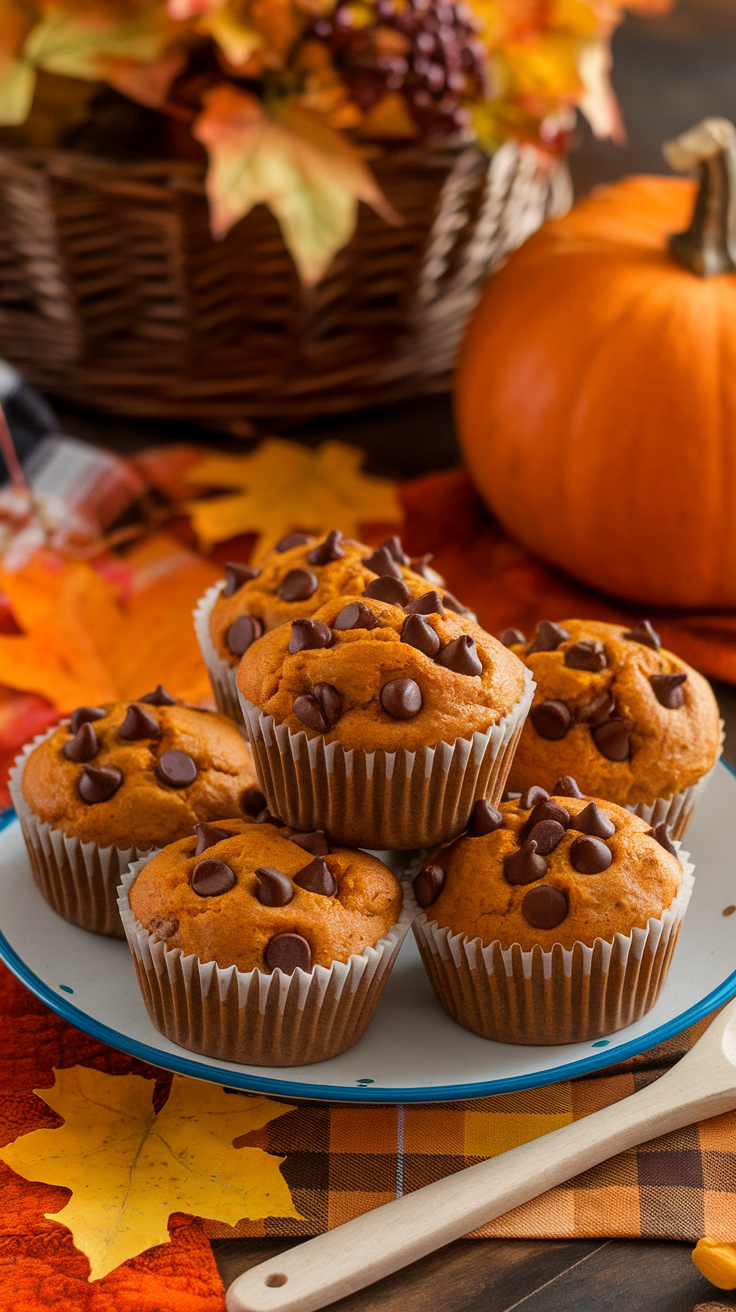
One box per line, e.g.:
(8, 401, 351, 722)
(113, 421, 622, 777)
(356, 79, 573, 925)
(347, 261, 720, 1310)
(227, 998, 736, 1312)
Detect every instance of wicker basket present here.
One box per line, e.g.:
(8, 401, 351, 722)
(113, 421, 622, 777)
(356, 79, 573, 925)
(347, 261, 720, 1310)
(0, 140, 570, 422)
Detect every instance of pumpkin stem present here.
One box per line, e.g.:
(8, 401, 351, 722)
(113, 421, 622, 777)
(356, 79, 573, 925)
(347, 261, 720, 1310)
(663, 117, 736, 277)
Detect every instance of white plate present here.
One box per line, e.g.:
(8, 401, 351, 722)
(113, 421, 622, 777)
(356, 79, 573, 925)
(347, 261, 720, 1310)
(0, 764, 735, 1104)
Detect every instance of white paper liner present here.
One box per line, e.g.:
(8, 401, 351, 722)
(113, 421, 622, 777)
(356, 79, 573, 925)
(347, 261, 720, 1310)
(118, 857, 417, 1067)
(193, 581, 244, 726)
(627, 720, 725, 840)
(410, 846, 694, 1046)
(237, 666, 535, 850)
(8, 728, 155, 938)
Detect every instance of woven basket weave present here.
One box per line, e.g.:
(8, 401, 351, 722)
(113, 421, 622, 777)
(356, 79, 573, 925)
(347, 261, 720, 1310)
(0, 139, 570, 421)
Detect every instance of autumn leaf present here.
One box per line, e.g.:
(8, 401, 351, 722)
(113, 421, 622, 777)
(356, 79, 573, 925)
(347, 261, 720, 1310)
(184, 437, 401, 557)
(22, 1, 183, 91)
(193, 84, 400, 284)
(0, 0, 37, 125)
(0, 1067, 299, 1282)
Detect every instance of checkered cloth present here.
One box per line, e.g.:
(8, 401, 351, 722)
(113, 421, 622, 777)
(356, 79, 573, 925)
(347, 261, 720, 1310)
(203, 1011, 736, 1244)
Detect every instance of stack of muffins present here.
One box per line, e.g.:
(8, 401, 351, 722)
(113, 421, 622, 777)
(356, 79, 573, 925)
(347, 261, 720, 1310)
(10, 529, 721, 1065)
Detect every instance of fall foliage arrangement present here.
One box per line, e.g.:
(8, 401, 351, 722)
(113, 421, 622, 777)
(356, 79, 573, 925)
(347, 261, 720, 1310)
(2, 0, 667, 282)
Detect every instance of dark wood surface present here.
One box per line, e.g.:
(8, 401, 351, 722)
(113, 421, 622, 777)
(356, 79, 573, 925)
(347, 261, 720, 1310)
(45, 1, 736, 1304)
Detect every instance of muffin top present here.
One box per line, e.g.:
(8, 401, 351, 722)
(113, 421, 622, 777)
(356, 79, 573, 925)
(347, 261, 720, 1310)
(236, 590, 527, 752)
(413, 785, 683, 952)
(21, 688, 262, 849)
(502, 618, 720, 806)
(209, 529, 463, 666)
(128, 817, 402, 972)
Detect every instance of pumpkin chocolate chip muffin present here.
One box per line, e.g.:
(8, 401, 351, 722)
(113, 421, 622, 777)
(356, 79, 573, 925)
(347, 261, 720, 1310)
(412, 785, 694, 1045)
(193, 529, 463, 723)
(236, 591, 533, 848)
(119, 819, 413, 1066)
(502, 618, 721, 837)
(10, 688, 261, 938)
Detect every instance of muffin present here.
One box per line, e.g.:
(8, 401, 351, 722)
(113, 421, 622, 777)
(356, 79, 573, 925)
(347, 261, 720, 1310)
(502, 618, 722, 838)
(118, 816, 414, 1065)
(193, 529, 466, 724)
(412, 785, 694, 1045)
(236, 589, 534, 848)
(9, 687, 262, 937)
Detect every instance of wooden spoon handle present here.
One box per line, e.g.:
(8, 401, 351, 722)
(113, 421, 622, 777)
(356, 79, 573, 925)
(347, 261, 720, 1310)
(226, 1063, 736, 1312)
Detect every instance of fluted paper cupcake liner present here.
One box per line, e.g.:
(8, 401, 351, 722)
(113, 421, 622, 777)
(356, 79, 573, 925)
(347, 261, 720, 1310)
(193, 581, 244, 726)
(628, 721, 724, 840)
(411, 847, 694, 1046)
(238, 666, 535, 850)
(118, 858, 417, 1067)
(9, 729, 154, 938)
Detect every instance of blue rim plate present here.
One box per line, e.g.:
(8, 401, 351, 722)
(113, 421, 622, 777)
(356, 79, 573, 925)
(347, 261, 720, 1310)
(0, 762, 734, 1104)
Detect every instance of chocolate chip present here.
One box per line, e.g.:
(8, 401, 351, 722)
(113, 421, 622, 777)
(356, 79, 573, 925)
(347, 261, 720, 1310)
(194, 822, 234, 856)
(380, 677, 422, 720)
(552, 776, 584, 798)
(592, 718, 632, 761)
(255, 808, 284, 826)
(363, 576, 410, 606)
(254, 867, 294, 906)
(63, 722, 98, 763)
(569, 834, 612, 874)
(242, 786, 267, 815)
(191, 858, 236, 897)
(413, 863, 445, 908)
(70, 705, 106, 733)
(569, 802, 615, 839)
(578, 691, 616, 725)
(527, 800, 570, 832)
(404, 591, 445, 617)
(527, 621, 570, 654)
(156, 750, 197, 788)
(79, 764, 122, 804)
(467, 799, 503, 836)
(401, 614, 440, 658)
(499, 628, 525, 647)
(294, 856, 337, 897)
(362, 546, 403, 579)
(379, 534, 411, 566)
(276, 533, 310, 552)
(531, 700, 572, 740)
(138, 685, 178, 706)
(227, 614, 263, 657)
(442, 591, 473, 618)
(288, 618, 332, 654)
(223, 562, 260, 597)
(436, 635, 482, 677)
(288, 830, 330, 856)
(410, 554, 435, 579)
(307, 530, 345, 566)
(650, 672, 687, 709)
(503, 839, 547, 885)
(520, 786, 549, 810)
(294, 682, 342, 733)
(278, 568, 318, 602)
(266, 932, 312, 974)
(149, 916, 179, 941)
(333, 601, 378, 631)
(649, 822, 677, 857)
(565, 640, 607, 672)
(527, 819, 566, 855)
(623, 619, 661, 650)
(522, 885, 568, 929)
(119, 704, 159, 741)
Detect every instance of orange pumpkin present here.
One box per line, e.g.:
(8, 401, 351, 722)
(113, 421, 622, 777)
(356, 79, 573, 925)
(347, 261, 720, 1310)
(455, 117, 736, 608)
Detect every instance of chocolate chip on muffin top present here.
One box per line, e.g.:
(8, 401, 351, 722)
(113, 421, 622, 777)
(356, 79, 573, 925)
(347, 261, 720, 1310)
(236, 592, 527, 753)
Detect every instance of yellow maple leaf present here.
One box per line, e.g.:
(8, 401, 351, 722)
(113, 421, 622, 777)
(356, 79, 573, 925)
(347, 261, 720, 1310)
(184, 437, 401, 557)
(0, 1067, 298, 1282)
(192, 84, 400, 284)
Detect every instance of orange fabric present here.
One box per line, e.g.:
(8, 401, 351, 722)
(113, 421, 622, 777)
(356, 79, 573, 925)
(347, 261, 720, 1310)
(399, 468, 736, 684)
